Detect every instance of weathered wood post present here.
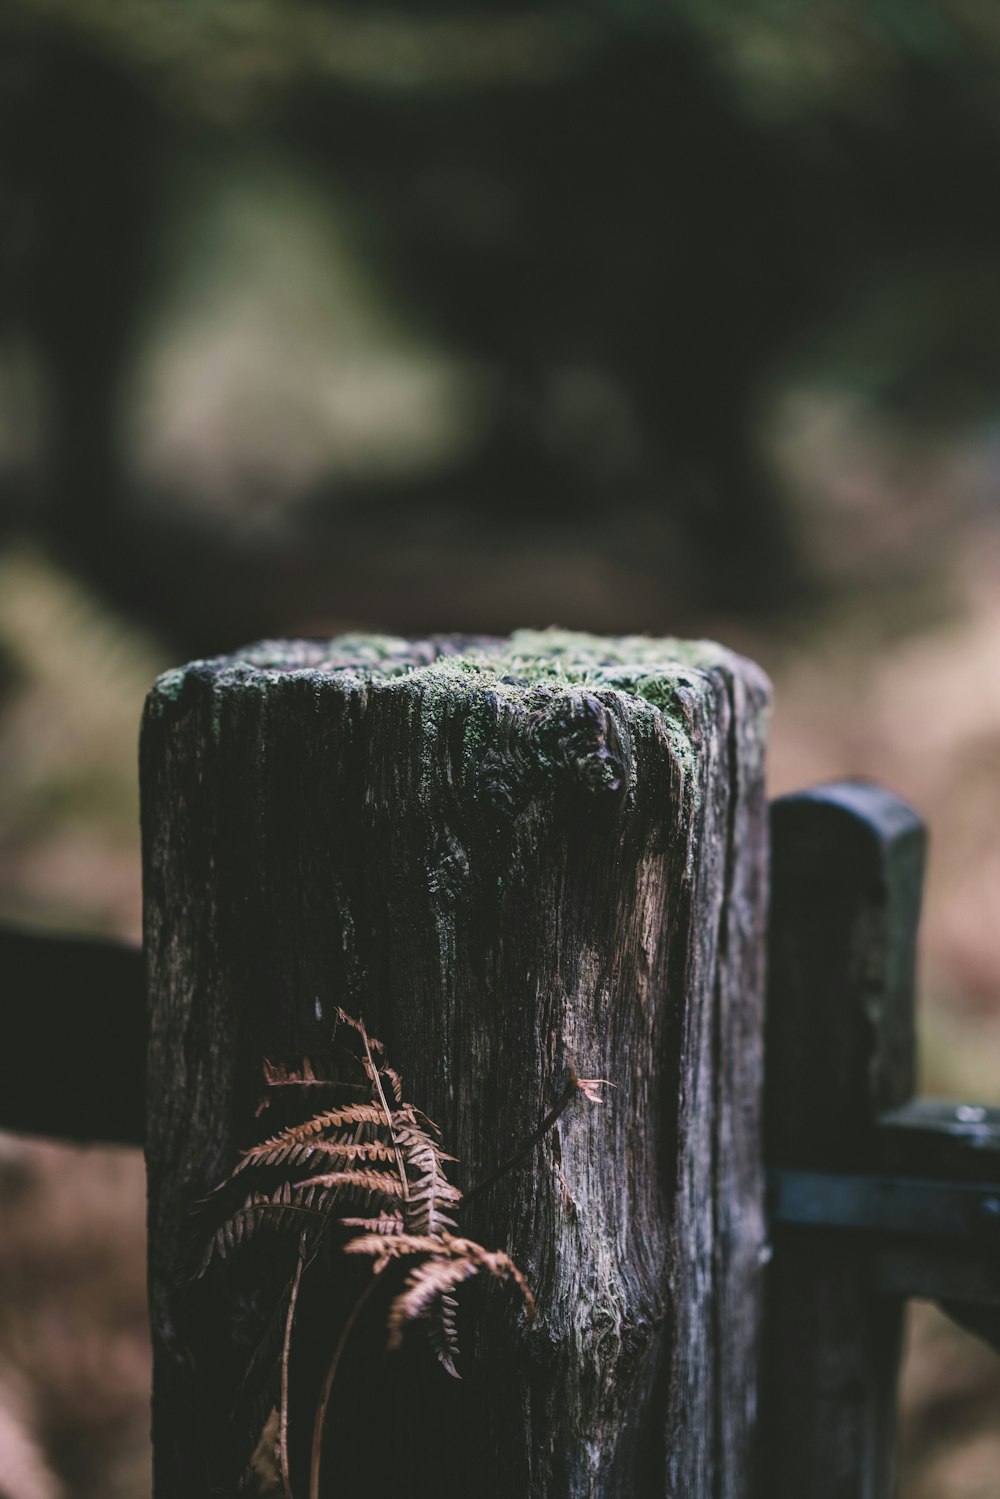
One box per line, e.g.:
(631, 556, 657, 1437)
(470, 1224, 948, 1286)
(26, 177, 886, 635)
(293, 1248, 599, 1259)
(141, 630, 770, 1498)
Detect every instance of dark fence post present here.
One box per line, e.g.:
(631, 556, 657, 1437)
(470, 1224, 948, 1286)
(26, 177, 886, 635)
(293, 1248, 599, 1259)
(140, 631, 770, 1498)
(761, 782, 925, 1499)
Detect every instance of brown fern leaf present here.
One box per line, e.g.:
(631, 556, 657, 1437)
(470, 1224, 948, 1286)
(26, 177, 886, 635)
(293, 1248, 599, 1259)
(386, 1247, 535, 1353)
(476, 1246, 536, 1319)
(398, 1124, 462, 1235)
(429, 1293, 461, 1379)
(197, 1188, 326, 1275)
(357, 1049, 404, 1097)
(382, 1064, 404, 1104)
(294, 1169, 406, 1209)
(231, 1138, 396, 1179)
(385, 1259, 478, 1352)
(334, 1007, 385, 1055)
(434, 1235, 535, 1302)
(296, 1140, 397, 1166)
(342, 1231, 450, 1260)
(342, 1231, 484, 1268)
(339, 1212, 405, 1235)
(255, 1056, 354, 1117)
(411, 1107, 443, 1137)
(256, 1056, 370, 1110)
(260, 1056, 370, 1092)
(342, 1231, 450, 1274)
(233, 1104, 413, 1174)
(262, 1057, 322, 1087)
(200, 1009, 540, 1491)
(294, 1183, 355, 1214)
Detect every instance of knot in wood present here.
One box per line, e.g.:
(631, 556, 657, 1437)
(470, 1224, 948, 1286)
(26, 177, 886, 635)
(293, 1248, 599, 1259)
(531, 691, 627, 800)
(475, 744, 533, 817)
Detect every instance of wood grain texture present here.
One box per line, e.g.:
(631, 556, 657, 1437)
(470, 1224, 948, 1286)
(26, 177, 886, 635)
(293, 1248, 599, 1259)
(760, 782, 925, 1499)
(141, 629, 769, 1498)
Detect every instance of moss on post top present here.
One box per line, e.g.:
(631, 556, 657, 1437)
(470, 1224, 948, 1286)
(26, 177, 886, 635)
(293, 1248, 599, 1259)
(150, 626, 758, 715)
(146, 630, 769, 824)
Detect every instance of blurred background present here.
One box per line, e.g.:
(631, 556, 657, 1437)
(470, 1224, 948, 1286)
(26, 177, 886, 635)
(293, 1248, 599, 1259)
(1, 2, 999, 1494)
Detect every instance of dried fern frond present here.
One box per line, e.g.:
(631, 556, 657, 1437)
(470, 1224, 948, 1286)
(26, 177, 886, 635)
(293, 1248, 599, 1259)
(355, 1048, 404, 1099)
(231, 1138, 397, 1178)
(339, 1212, 405, 1236)
(293, 1168, 406, 1204)
(386, 1247, 535, 1354)
(429, 1293, 461, 1380)
(409, 1106, 443, 1138)
(197, 1188, 327, 1275)
(386, 1258, 481, 1348)
(381, 1064, 404, 1104)
(398, 1123, 462, 1236)
(198, 1012, 595, 1497)
(333, 1007, 385, 1054)
(256, 1056, 370, 1115)
(342, 1230, 484, 1271)
(261, 1057, 325, 1088)
(342, 1231, 457, 1264)
(232, 1103, 414, 1172)
(343, 1232, 446, 1275)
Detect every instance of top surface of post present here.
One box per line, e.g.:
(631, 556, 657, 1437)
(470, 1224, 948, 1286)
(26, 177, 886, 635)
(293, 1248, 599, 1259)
(146, 628, 769, 814)
(149, 627, 763, 701)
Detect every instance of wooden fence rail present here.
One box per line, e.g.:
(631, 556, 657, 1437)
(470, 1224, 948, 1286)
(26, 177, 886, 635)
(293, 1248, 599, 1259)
(0, 922, 143, 1145)
(0, 630, 997, 1499)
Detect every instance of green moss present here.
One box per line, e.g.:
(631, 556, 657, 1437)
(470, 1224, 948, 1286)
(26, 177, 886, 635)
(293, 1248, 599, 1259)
(204, 626, 733, 710)
(147, 666, 188, 706)
(153, 627, 750, 812)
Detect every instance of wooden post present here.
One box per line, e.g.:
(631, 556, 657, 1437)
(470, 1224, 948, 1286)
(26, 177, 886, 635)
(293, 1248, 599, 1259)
(761, 783, 926, 1499)
(141, 630, 769, 1498)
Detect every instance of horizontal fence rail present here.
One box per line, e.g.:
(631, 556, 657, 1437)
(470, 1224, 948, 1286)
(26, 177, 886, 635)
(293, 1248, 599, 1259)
(0, 922, 143, 1145)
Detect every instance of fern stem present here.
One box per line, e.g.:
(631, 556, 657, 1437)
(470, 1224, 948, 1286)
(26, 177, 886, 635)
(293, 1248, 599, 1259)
(359, 1017, 409, 1214)
(309, 1277, 379, 1499)
(279, 1233, 308, 1497)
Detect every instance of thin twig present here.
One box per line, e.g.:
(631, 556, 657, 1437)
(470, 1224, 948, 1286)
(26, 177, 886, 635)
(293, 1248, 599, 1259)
(278, 1232, 308, 1496)
(464, 1074, 610, 1207)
